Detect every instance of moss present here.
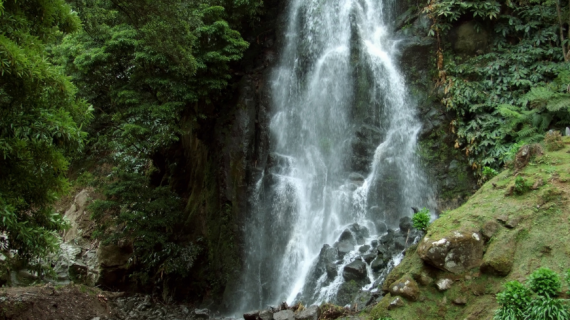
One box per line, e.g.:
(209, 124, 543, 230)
(363, 143, 570, 320)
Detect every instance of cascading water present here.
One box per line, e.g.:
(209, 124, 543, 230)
(226, 0, 433, 312)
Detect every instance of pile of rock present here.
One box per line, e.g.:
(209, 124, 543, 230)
(243, 303, 320, 320)
(300, 218, 421, 307)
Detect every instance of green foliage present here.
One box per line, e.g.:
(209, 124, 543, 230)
(90, 167, 200, 282)
(544, 131, 565, 151)
(495, 269, 568, 320)
(55, 0, 262, 290)
(527, 267, 561, 297)
(482, 166, 498, 180)
(496, 281, 532, 311)
(425, 0, 570, 172)
(0, 0, 90, 260)
(514, 176, 531, 195)
(524, 296, 569, 320)
(412, 207, 431, 231)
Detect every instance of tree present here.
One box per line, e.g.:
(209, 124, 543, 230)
(0, 0, 91, 261)
(55, 0, 261, 288)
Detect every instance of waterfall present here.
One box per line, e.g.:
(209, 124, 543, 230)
(226, 0, 433, 312)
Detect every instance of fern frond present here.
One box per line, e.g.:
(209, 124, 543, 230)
(516, 125, 537, 138)
(521, 87, 554, 108)
(498, 104, 523, 119)
(546, 96, 570, 112)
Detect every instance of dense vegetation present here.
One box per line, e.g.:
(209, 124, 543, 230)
(0, 0, 89, 264)
(424, 0, 570, 172)
(0, 0, 262, 289)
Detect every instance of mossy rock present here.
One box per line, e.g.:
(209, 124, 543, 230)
(481, 231, 516, 276)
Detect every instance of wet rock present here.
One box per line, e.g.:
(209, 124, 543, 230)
(348, 173, 366, 185)
(326, 262, 338, 278)
(259, 310, 274, 320)
(348, 223, 370, 245)
(389, 275, 420, 301)
(371, 256, 388, 271)
(343, 260, 367, 281)
(399, 217, 413, 233)
(294, 305, 319, 320)
(244, 310, 260, 320)
(337, 241, 355, 257)
(273, 310, 294, 320)
(436, 279, 453, 291)
(195, 308, 210, 319)
(359, 245, 370, 253)
(379, 230, 395, 246)
(362, 254, 376, 263)
(393, 235, 407, 251)
(417, 232, 484, 274)
(481, 220, 500, 240)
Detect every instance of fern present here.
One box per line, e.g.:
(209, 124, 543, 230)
(546, 96, 570, 112)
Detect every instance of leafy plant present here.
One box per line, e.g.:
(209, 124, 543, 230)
(524, 296, 569, 320)
(514, 176, 531, 195)
(0, 0, 90, 261)
(544, 131, 565, 151)
(482, 166, 499, 180)
(566, 269, 570, 294)
(527, 267, 562, 297)
(496, 281, 532, 311)
(412, 207, 431, 231)
(424, 0, 570, 172)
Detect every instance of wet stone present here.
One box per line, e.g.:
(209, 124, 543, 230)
(343, 260, 367, 281)
(273, 310, 294, 320)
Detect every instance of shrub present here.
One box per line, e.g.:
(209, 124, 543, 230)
(483, 166, 499, 180)
(493, 305, 524, 320)
(412, 208, 431, 231)
(544, 131, 565, 151)
(496, 281, 532, 310)
(524, 296, 569, 320)
(514, 176, 531, 195)
(527, 267, 561, 297)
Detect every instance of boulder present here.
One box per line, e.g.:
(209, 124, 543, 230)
(294, 305, 319, 320)
(337, 241, 355, 257)
(362, 254, 376, 263)
(359, 245, 370, 253)
(389, 275, 420, 301)
(399, 217, 413, 233)
(273, 310, 294, 320)
(481, 220, 500, 240)
(326, 263, 338, 278)
(244, 310, 260, 320)
(343, 260, 367, 281)
(417, 231, 484, 274)
(436, 278, 453, 291)
(388, 297, 405, 310)
(481, 233, 516, 276)
(371, 256, 388, 271)
(259, 310, 274, 320)
(348, 223, 370, 245)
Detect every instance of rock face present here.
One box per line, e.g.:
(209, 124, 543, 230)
(417, 231, 484, 274)
(389, 275, 420, 301)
